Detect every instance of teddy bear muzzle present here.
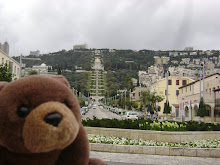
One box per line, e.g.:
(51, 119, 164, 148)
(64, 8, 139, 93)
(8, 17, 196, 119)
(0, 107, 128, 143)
(22, 101, 79, 153)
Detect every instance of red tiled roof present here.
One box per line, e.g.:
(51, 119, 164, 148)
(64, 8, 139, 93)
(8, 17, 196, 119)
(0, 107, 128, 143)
(172, 104, 179, 108)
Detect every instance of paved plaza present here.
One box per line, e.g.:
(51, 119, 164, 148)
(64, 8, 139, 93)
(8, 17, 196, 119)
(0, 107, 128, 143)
(90, 151, 220, 165)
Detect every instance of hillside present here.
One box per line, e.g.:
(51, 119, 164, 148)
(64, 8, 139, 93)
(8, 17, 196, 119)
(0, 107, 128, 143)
(13, 49, 93, 71)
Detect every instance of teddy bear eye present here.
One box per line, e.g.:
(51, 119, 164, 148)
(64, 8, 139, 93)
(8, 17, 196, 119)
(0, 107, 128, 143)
(62, 102, 69, 107)
(17, 106, 30, 118)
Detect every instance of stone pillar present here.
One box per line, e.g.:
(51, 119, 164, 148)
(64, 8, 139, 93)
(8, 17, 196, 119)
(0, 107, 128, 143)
(211, 106, 215, 122)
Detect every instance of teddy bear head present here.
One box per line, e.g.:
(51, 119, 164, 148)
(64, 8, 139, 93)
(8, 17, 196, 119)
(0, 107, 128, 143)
(0, 75, 81, 154)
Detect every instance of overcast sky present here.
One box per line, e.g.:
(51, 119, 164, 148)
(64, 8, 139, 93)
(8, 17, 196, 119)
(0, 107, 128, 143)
(0, 0, 220, 56)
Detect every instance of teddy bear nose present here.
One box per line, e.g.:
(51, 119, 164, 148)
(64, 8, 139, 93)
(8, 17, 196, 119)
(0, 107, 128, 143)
(44, 112, 62, 127)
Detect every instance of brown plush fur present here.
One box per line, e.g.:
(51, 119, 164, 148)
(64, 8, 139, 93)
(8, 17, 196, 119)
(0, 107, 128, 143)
(0, 75, 105, 165)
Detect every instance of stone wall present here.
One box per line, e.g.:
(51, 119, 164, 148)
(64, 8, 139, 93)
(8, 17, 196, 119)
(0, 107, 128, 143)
(90, 143, 220, 158)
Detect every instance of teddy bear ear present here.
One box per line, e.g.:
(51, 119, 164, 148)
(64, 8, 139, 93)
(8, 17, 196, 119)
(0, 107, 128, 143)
(48, 75, 70, 87)
(0, 81, 8, 91)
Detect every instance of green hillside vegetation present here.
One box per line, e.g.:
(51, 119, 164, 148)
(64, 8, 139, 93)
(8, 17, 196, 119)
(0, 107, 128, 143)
(62, 71, 90, 96)
(102, 50, 155, 71)
(13, 49, 93, 71)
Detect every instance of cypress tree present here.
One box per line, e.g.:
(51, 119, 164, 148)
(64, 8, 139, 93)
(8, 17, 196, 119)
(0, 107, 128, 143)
(163, 101, 171, 114)
(197, 97, 208, 117)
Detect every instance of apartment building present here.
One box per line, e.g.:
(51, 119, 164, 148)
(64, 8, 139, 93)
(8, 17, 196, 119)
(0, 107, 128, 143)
(169, 52, 178, 57)
(23, 63, 52, 76)
(0, 42, 9, 55)
(30, 50, 40, 56)
(154, 56, 162, 65)
(178, 73, 220, 122)
(154, 56, 170, 65)
(184, 46, 193, 51)
(179, 52, 188, 56)
(73, 44, 88, 50)
(138, 71, 148, 84)
(0, 49, 20, 80)
(131, 86, 148, 102)
(151, 75, 194, 117)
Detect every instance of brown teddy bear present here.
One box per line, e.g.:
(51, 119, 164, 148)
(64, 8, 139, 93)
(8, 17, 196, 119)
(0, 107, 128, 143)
(0, 75, 105, 165)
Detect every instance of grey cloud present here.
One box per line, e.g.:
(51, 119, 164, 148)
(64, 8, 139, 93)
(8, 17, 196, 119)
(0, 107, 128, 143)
(0, 0, 220, 56)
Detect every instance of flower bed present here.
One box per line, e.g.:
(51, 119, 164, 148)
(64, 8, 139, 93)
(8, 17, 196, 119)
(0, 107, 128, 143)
(88, 134, 220, 148)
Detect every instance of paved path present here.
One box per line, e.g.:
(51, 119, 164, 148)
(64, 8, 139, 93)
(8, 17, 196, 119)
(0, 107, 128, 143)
(90, 151, 220, 165)
(96, 71, 99, 96)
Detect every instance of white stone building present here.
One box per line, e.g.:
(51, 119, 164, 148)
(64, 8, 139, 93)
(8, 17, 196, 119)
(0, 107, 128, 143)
(73, 44, 88, 49)
(32, 63, 49, 75)
(184, 46, 193, 51)
(178, 72, 220, 122)
(0, 49, 20, 80)
(169, 52, 178, 57)
(190, 52, 197, 56)
(179, 52, 188, 56)
(180, 58, 190, 64)
(30, 50, 40, 56)
(0, 42, 9, 55)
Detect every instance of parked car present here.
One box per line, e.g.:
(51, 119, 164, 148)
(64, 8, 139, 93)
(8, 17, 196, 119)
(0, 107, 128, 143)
(136, 112, 144, 119)
(110, 107, 115, 113)
(80, 108, 86, 115)
(115, 108, 123, 115)
(92, 105, 96, 109)
(122, 111, 138, 120)
(81, 106, 88, 113)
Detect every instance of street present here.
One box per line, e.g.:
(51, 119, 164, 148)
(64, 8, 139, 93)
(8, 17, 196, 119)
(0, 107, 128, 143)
(82, 102, 121, 120)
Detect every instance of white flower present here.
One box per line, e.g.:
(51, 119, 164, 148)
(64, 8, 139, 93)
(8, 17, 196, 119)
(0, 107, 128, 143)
(87, 134, 220, 148)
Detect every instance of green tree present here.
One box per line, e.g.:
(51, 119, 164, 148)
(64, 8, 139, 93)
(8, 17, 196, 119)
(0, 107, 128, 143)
(197, 97, 208, 117)
(57, 67, 62, 75)
(140, 90, 164, 112)
(77, 97, 85, 107)
(163, 101, 171, 114)
(28, 70, 38, 75)
(147, 103, 152, 112)
(0, 63, 13, 82)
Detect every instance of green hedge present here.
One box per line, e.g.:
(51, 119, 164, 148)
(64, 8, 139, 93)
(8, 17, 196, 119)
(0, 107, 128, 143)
(82, 117, 220, 131)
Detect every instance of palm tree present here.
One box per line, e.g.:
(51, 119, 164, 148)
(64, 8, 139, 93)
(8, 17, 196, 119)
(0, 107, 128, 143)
(140, 90, 164, 113)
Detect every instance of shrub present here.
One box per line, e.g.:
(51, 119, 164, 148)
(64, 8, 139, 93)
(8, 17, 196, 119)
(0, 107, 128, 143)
(82, 117, 220, 131)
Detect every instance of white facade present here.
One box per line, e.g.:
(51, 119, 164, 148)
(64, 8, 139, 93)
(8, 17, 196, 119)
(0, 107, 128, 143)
(161, 56, 170, 64)
(73, 44, 88, 49)
(0, 42, 9, 55)
(154, 56, 162, 65)
(30, 50, 40, 56)
(169, 52, 178, 57)
(190, 52, 197, 56)
(193, 59, 201, 65)
(0, 49, 20, 80)
(178, 73, 220, 122)
(184, 46, 193, 51)
(180, 58, 190, 64)
(138, 71, 148, 85)
(180, 52, 188, 56)
(154, 56, 170, 65)
(92, 58, 104, 70)
(32, 63, 49, 75)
